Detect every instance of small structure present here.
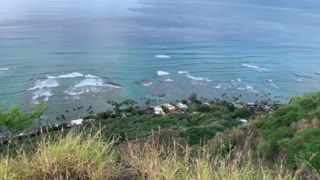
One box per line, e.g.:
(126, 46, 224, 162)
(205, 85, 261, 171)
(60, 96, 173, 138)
(238, 118, 248, 123)
(163, 103, 181, 114)
(153, 106, 165, 115)
(163, 103, 176, 111)
(71, 119, 84, 126)
(233, 103, 243, 108)
(177, 103, 188, 110)
(246, 103, 266, 113)
(264, 105, 277, 112)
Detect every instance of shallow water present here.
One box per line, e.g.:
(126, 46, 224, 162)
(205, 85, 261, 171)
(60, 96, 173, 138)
(1, 0, 320, 121)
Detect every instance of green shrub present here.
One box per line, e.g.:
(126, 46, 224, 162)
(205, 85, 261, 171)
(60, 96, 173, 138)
(232, 108, 252, 118)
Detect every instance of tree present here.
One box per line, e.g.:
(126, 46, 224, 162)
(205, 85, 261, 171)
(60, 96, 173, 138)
(0, 102, 47, 141)
(189, 93, 198, 103)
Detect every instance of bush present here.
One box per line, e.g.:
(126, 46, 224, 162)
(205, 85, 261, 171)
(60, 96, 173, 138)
(0, 102, 47, 141)
(189, 93, 197, 103)
(232, 108, 252, 118)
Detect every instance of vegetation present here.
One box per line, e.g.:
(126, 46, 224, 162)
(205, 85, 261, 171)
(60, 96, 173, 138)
(212, 92, 320, 173)
(86, 100, 245, 146)
(1, 92, 320, 179)
(0, 102, 47, 141)
(189, 93, 198, 103)
(0, 129, 318, 180)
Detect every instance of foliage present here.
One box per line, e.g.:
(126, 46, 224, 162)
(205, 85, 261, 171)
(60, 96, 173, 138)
(0, 102, 47, 141)
(0, 129, 318, 179)
(189, 93, 198, 103)
(231, 107, 253, 118)
(212, 92, 320, 172)
(2, 92, 320, 177)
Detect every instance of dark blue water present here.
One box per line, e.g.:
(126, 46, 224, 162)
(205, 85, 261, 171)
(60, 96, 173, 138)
(1, 0, 320, 120)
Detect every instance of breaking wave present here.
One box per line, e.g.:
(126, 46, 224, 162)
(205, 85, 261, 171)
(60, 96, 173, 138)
(178, 71, 189, 74)
(47, 72, 84, 79)
(75, 78, 121, 88)
(270, 83, 280, 89)
(160, 78, 174, 82)
(186, 74, 211, 82)
(242, 63, 269, 72)
(32, 89, 53, 102)
(157, 71, 170, 76)
(136, 80, 154, 87)
(28, 79, 60, 90)
(155, 55, 171, 59)
(85, 74, 97, 78)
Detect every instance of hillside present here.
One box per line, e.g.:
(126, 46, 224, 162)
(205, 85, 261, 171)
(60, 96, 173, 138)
(0, 93, 320, 179)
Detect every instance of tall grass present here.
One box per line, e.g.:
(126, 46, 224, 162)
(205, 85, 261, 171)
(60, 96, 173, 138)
(0, 129, 318, 180)
(0, 130, 118, 179)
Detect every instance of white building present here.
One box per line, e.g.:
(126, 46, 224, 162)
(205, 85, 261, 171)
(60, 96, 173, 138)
(71, 119, 84, 126)
(153, 106, 165, 115)
(177, 103, 188, 110)
(238, 119, 248, 123)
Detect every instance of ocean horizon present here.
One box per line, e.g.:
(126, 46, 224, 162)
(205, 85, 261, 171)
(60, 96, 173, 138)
(1, 0, 320, 121)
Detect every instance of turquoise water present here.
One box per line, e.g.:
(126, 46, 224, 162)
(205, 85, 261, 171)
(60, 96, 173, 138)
(1, 0, 320, 120)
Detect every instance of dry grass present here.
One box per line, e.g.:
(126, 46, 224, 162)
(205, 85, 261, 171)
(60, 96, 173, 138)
(0, 130, 118, 180)
(0, 130, 318, 180)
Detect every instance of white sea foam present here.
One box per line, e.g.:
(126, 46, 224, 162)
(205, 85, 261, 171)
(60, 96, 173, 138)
(155, 55, 171, 59)
(215, 85, 222, 89)
(242, 63, 269, 72)
(244, 84, 259, 93)
(85, 74, 97, 78)
(104, 83, 122, 89)
(161, 78, 174, 82)
(64, 89, 85, 96)
(28, 79, 60, 90)
(178, 71, 189, 74)
(237, 87, 246, 91)
(186, 74, 211, 82)
(157, 71, 170, 76)
(237, 78, 242, 82)
(143, 82, 153, 86)
(32, 89, 53, 101)
(293, 77, 303, 82)
(47, 72, 84, 79)
(245, 84, 254, 90)
(137, 80, 154, 87)
(75, 78, 122, 89)
(46, 75, 56, 79)
(0, 68, 9, 71)
(75, 78, 105, 87)
(270, 83, 280, 89)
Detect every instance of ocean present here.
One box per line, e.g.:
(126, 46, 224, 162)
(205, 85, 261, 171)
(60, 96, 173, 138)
(1, 0, 320, 121)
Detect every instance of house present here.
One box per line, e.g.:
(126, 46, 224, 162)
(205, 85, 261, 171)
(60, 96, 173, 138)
(71, 119, 84, 126)
(177, 103, 188, 110)
(163, 103, 181, 114)
(163, 103, 175, 111)
(238, 119, 248, 123)
(153, 106, 165, 115)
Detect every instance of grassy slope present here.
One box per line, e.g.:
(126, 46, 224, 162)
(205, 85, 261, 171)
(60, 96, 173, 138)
(1, 130, 317, 180)
(0, 93, 320, 179)
(210, 92, 320, 174)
